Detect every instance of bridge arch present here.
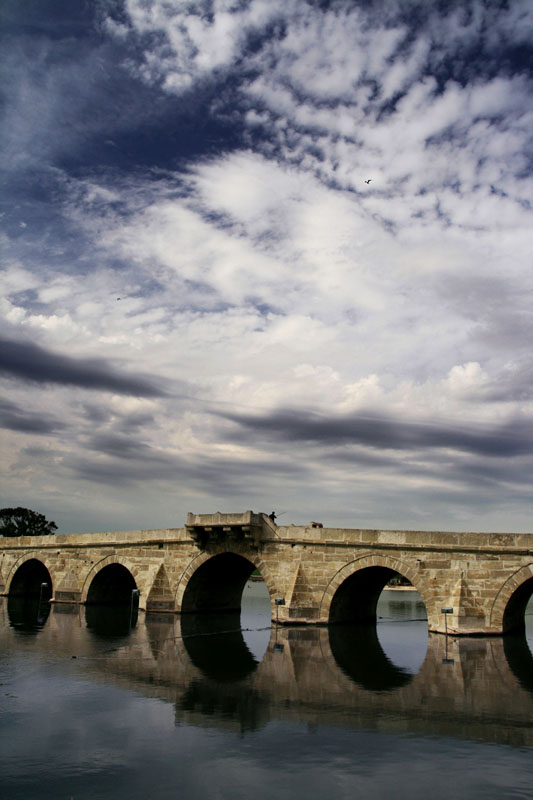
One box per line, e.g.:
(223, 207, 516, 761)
(490, 563, 533, 634)
(176, 548, 275, 615)
(81, 556, 140, 605)
(6, 553, 54, 599)
(320, 554, 429, 624)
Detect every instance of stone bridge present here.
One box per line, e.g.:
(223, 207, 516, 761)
(1, 510, 533, 635)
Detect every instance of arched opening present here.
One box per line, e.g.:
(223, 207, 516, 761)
(240, 576, 271, 662)
(85, 563, 137, 606)
(85, 564, 139, 637)
(181, 553, 256, 614)
(329, 566, 402, 624)
(328, 567, 428, 686)
(7, 559, 52, 633)
(376, 580, 428, 676)
(9, 559, 52, 600)
(180, 553, 269, 680)
(502, 590, 533, 695)
(502, 576, 533, 635)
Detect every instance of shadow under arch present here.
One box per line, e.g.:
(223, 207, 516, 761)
(7, 595, 51, 633)
(8, 557, 53, 600)
(7, 558, 52, 633)
(324, 561, 428, 691)
(503, 576, 533, 635)
(490, 564, 533, 633)
(320, 554, 429, 626)
(329, 565, 423, 624)
(178, 553, 267, 682)
(85, 562, 138, 606)
(180, 552, 257, 614)
(84, 563, 139, 637)
(85, 603, 138, 638)
(499, 579, 533, 694)
(503, 632, 533, 695)
(329, 622, 413, 692)
(181, 612, 259, 682)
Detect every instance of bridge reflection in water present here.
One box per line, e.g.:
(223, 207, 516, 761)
(1, 588, 532, 747)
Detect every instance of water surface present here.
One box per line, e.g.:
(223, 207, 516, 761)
(1, 586, 532, 800)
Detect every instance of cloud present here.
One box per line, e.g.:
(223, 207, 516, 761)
(1, 0, 532, 533)
(0, 337, 167, 397)
(0, 396, 66, 435)
(87, 432, 159, 460)
(218, 407, 533, 458)
(67, 437, 308, 491)
(108, 0, 283, 91)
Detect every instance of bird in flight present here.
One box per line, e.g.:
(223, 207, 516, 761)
(364, 179, 372, 184)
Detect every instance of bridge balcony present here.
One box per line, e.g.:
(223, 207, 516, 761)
(185, 511, 273, 550)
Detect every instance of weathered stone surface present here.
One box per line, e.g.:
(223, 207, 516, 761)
(1, 511, 532, 635)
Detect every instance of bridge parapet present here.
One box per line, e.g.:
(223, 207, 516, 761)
(0, 528, 189, 549)
(273, 525, 533, 554)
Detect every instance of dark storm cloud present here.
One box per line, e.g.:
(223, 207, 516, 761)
(0, 396, 65, 435)
(0, 337, 167, 397)
(219, 408, 533, 458)
(324, 437, 533, 494)
(449, 454, 533, 490)
(114, 412, 156, 432)
(23, 445, 63, 458)
(67, 451, 179, 487)
(86, 433, 163, 461)
(81, 402, 155, 432)
(82, 403, 112, 425)
(68, 436, 308, 489)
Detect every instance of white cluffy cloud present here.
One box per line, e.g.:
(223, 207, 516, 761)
(1, 0, 532, 534)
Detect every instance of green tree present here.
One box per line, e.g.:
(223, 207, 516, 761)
(0, 507, 57, 537)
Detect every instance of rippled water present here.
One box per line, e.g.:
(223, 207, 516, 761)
(1, 586, 532, 800)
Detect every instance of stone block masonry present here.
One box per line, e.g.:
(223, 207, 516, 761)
(1, 511, 532, 635)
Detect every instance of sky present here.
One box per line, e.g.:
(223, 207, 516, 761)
(1, 0, 532, 535)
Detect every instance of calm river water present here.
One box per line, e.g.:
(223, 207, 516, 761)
(1, 584, 532, 800)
